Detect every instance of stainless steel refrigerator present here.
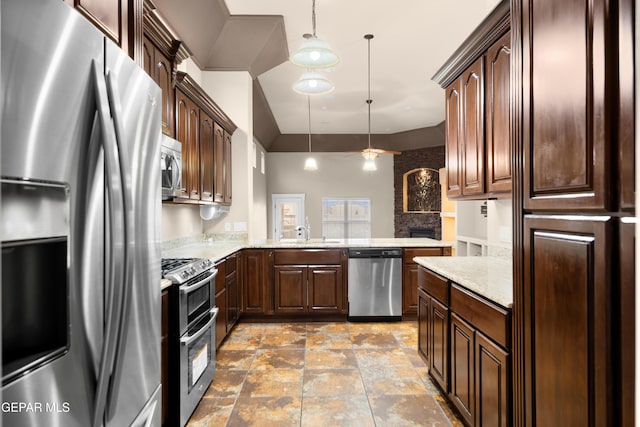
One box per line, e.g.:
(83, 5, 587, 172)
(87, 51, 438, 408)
(1, 0, 162, 425)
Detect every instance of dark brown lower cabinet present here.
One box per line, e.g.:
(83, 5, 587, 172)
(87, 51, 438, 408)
(430, 297, 450, 392)
(523, 215, 612, 426)
(417, 288, 430, 364)
(402, 247, 451, 315)
(226, 262, 239, 331)
(475, 332, 509, 427)
(214, 260, 226, 349)
(240, 249, 269, 314)
(272, 249, 346, 315)
(619, 220, 635, 426)
(418, 265, 511, 427)
(451, 313, 474, 426)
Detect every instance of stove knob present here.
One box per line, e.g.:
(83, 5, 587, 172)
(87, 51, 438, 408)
(181, 271, 189, 279)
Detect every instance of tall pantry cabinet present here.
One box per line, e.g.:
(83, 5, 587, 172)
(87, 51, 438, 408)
(511, 0, 635, 425)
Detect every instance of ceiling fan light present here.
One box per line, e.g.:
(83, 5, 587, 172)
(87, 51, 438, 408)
(363, 158, 377, 171)
(290, 37, 339, 68)
(293, 71, 334, 95)
(304, 157, 318, 170)
(361, 148, 378, 161)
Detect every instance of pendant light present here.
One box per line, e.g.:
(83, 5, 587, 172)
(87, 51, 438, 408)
(290, 0, 339, 69)
(362, 34, 377, 172)
(304, 96, 318, 170)
(293, 69, 334, 95)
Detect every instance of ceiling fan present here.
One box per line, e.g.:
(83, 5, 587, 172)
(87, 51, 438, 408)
(358, 34, 401, 170)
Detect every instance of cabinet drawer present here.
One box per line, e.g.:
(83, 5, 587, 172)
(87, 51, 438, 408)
(274, 249, 342, 265)
(450, 284, 510, 349)
(418, 267, 449, 305)
(225, 254, 237, 275)
(404, 247, 444, 263)
(214, 260, 226, 293)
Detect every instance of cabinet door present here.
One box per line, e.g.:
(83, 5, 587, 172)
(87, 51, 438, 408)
(523, 215, 612, 426)
(174, 90, 191, 199)
(215, 288, 227, 348)
(308, 266, 342, 312)
(142, 35, 153, 77)
(475, 331, 509, 427)
(226, 270, 239, 332)
(241, 250, 268, 314)
(187, 104, 200, 200)
(619, 219, 635, 426)
(223, 131, 232, 204)
(274, 266, 307, 313)
(430, 296, 449, 393)
(485, 31, 511, 195)
(213, 122, 225, 203)
(199, 112, 215, 202)
(418, 288, 430, 364)
(176, 90, 199, 200)
(445, 80, 462, 197)
(522, 0, 611, 210)
(155, 48, 174, 137)
(402, 264, 419, 315)
(65, 0, 131, 55)
(450, 312, 474, 426)
(461, 57, 485, 196)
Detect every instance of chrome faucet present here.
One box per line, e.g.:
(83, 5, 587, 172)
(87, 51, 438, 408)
(296, 217, 311, 241)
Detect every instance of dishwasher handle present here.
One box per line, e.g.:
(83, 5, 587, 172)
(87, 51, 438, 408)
(348, 248, 403, 258)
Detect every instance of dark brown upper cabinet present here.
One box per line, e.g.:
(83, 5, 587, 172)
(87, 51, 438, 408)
(485, 31, 511, 194)
(433, 1, 511, 200)
(522, 0, 614, 211)
(65, 0, 141, 61)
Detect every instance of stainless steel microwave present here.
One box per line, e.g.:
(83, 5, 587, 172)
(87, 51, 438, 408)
(161, 135, 182, 200)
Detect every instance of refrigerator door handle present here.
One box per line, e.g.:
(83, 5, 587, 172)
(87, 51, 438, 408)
(103, 69, 137, 421)
(91, 60, 128, 427)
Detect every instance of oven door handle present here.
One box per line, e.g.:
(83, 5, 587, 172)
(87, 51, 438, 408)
(180, 307, 219, 346)
(179, 269, 218, 294)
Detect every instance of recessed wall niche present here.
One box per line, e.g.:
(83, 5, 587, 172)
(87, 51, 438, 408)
(403, 168, 441, 213)
(394, 145, 445, 238)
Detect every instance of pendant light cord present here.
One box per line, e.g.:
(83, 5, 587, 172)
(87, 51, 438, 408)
(365, 34, 374, 150)
(308, 96, 312, 152)
(311, 0, 317, 37)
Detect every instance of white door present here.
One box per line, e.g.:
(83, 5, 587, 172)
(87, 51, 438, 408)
(272, 194, 305, 240)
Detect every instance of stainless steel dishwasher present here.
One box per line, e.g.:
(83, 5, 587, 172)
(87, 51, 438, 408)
(348, 248, 403, 321)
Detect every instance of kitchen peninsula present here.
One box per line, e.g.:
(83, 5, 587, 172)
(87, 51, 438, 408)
(414, 255, 512, 426)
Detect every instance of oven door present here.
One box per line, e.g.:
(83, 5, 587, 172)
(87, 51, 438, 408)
(177, 268, 217, 335)
(178, 307, 218, 426)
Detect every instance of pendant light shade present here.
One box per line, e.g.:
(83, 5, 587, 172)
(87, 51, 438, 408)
(291, 36, 339, 69)
(363, 158, 377, 171)
(290, 0, 339, 69)
(304, 157, 318, 170)
(293, 71, 334, 95)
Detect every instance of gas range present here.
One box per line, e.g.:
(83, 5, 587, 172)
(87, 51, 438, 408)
(161, 258, 215, 284)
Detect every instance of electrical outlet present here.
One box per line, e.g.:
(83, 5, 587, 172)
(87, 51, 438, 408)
(224, 222, 231, 231)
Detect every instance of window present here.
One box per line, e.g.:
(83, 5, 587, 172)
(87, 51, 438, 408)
(322, 198, 371, 239)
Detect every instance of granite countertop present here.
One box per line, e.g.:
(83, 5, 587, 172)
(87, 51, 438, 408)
(413, 256, 513, 308)
(162, 237, 453, 263)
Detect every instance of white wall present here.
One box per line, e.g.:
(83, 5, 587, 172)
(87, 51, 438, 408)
(266, 152, 395, 239)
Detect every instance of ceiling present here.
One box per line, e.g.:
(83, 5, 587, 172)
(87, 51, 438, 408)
(152, 0, 501, 151)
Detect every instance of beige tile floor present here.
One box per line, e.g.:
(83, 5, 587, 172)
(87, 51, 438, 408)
(187, 321, 464, 427)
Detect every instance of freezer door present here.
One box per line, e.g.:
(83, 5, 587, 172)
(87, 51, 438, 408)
(1, 0, 105, 426)
(102, 41, 162, 427)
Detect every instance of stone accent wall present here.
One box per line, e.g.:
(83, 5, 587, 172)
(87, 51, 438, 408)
(394, 146, 445, 238)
